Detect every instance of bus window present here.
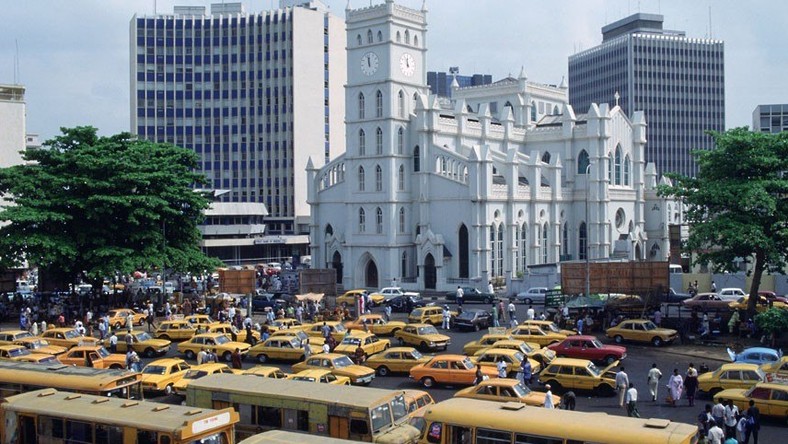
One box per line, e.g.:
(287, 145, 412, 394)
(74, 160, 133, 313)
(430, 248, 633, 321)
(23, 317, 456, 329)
(447, 425, 471, 444)
(67, 420, 93, 442)
(95, 424, 124, 442)
(514, 434, 562, 444)
(255, 406, 282, 428)
(297, 410, 309, 431)
(350, 418, 369, 435)
(138, 430, 159, 444)
(39, 416, 65, 439)
(478, 428, 511, 443)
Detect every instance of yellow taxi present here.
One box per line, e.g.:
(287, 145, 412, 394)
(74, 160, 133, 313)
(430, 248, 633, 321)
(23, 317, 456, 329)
(336, 289, 385, 307)
(403, 389, 434, 415)
(0, 344, 50, 362)
(184, 315, 219, 330)
(39, 328, 100, 349)
(729, 296, 788, 312)
(287, 369, 351, 385)
(176, 333, 251, 363)
(365, 346, 432, 376)
(248, 335, 320, 364)
(205, 323, 260, 343)
(59, 345, 127, 369)
(172, 363, 242, 395)
(154, 320, 197, 341)
(140, 358, 191, 395)
(409, 354, 499, 388)
(269, 329, 324, 347)
(16, 353, 60, 364)
(761, 356, 788, 382)
(462, 334, 518, 356)
(115, 331, 171, 358)
(470, 348, 541, 376)
(508, 325, 567, 347)
(107, 308, 147, 329)
(454, 378, 560, 407)
(291, 353, 376, 385)
(304, 321, 348, 342)
(521, 320, 576, 337)
(0, 330, 35, 344)
(714, 382, 788, 419)
(605, 319, 678, 347)
(332, 331, 390, 357)
(408, 306, 456, 325)
(12, 337, 67, 356)
(697, 363, 766, 395)
(242, 366, 289, 379)
(266, 318, 308, 332)
(538, 357, 618, 396)
(394, 324, 450, 351)
(489, 339, 555, 367)
(344, 314, 406, 336)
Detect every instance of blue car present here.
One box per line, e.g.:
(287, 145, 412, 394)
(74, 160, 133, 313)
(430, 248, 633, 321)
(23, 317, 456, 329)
(727, 346, 783, 365)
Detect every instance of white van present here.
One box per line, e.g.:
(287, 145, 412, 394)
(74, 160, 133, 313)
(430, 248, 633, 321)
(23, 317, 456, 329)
(669, 264, 683, 274)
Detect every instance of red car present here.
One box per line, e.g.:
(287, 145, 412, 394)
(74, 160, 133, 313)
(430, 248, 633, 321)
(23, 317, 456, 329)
(547, 335, 626, 365)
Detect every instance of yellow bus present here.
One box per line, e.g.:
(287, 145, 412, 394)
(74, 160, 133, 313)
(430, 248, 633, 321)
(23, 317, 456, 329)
(416, 398, 699, 444)
(0, 388, 239, 444)
(186, 374, 420, 443)
(239, 430, 358, 444)
(0, 360, 142, 400)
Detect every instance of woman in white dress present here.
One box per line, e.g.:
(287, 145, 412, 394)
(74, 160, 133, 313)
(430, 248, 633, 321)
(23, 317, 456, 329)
(668, 368, 684, 407)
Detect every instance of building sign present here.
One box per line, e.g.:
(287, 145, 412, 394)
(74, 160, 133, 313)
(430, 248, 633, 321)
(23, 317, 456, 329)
(254, 236, 285, 245)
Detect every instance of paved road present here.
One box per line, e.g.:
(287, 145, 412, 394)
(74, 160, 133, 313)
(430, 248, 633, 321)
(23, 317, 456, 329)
(40, 300, 786, 441)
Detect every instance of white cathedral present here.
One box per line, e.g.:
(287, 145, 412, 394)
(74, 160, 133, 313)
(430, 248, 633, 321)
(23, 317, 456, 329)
(307, 0, 678, 292)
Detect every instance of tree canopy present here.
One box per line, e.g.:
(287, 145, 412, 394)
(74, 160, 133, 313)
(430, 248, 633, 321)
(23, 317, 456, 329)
(659, 127, 788, 314)
(0, 126, 222, 286)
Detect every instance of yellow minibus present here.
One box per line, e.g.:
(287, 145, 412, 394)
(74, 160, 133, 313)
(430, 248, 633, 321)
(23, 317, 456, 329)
(417, 398, 698, 444)
(0, 388, 239, 444)
(0, 360, 142, 400)
(239, 430, 358, 444)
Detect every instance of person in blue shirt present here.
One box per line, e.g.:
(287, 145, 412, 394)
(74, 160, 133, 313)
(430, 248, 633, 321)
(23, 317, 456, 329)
(520, 358, 532, 387)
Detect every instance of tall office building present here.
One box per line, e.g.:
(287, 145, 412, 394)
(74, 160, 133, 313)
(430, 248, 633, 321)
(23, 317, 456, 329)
(752, 104, 788, 133)
(0, 84, 26, 169)
(569, 13, 724, 177)
(130, 1, 346, 261)
(427, 68, 492, 98)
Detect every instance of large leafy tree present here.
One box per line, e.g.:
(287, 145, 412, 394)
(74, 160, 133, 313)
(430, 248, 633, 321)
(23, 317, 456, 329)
(0, 126, 221, 289)
(659, 128, 788, 315)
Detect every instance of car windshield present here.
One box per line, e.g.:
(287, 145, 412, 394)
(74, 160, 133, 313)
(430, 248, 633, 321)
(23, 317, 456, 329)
(334, 324, 346, 333)
(37, 356, 58, 364)
(544, 323, 561, 333)
(184, 370, 208, 379)
(64, 330, 79, 339)
(519, 343, 533, 353)
(27, 339, 46, 349)
(341, 337, 361, 346)
(417, 326, 438, 335)
(136, 332, 152, 341)
(457, 311, 480, 320)
(333, 356, 354, 368)
(461, 357, 475, 370)
(16, 332, 32, 339)
(590, 339, 604, 348)
(97, 347, 110, 357)
(412, 308, 424, 316)
(370, 402, 393, 433)
(143, 365, 167, 375)
(288, 338, 302, 348)
(292, 376, 316, 382)
(642, 321, 657, 331)
(512, 352, 525, 362)
(409, 350, 424, 359)
(512, 382, 531, 396)
(8, 348, 29, 357)
(587, 362, 601, 376)
(214, 336, 229, 345)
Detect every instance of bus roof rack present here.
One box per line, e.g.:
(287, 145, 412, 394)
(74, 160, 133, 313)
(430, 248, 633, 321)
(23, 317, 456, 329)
(644, 418, 671, 428)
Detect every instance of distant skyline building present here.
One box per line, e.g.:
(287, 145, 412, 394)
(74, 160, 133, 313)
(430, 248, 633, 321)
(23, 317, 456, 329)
(129, 1, 346, 263)
(752, 104, 788, 133)
(0, 84, 26, 169)
(569, 13, 725, 177)
(427, 68, 492, 98)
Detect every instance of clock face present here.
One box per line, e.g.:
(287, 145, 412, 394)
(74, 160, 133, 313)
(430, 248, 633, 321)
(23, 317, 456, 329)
(361, 52, 379, 76)
(400, 53, 415, 77)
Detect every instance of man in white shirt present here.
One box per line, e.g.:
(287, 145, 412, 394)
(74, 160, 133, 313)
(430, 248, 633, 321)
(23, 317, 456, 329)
(487, 281, 494, 295)
(496, 358, 507, 378)
(543, 384, 555, 409)
(526, 306, 535, 321)
(625, 383, 640, 417)
(442, 306, 451, 330)
(108, 332, 118, 353)
(197, 347, 208, 365)
(615, 366, 629, 407)
(455, 286, 464, 307)
(723, 399, 739, 438)
(711, 399, 725, 426)
(507, 302, 516, 324)
(706, 420, 725, 444)
(647, 363, 663, 401)
(322, 342, 331, 354)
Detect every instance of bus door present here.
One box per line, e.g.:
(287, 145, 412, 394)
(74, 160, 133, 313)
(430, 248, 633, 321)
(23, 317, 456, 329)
(282, 409, 309, 432)
(328, 416, 349, 438)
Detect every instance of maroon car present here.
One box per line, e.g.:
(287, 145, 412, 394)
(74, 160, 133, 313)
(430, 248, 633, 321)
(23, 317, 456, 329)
(547, 335, 627, 365)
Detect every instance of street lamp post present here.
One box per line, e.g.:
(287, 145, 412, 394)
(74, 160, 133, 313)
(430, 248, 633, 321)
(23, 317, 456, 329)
(585, 163, 592, 298)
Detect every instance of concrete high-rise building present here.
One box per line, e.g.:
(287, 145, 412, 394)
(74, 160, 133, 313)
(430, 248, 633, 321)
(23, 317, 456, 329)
(752, 104, 788, 133)
(0, 84, 26, 168)
(427, 68, 492, 98)
(569, 13, 725, 177)
(130, 1, 346, 262)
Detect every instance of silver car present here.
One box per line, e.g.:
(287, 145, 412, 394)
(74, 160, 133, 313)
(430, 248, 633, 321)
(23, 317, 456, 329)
(515, 287, 548, 304)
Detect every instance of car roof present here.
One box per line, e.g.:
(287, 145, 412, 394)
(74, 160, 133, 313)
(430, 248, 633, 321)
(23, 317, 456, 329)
(146, 358, 187, 366)
(189, 363, 228, 371)
(550, 357, 594, 366)
(344, 331, 375, 338)
(562, 335, 597, 341)
(382, 347, 418, 353)
(477, 348, 520, 356)
(244, 366, 281, 375)
(293, 369, 332, 377)
(718, 363, 762, 371)
(468, 378, 520, 387)
(1, 330, 29, 335)
(741, 347, 780, 355)
(406, 323, 432, 328)
(0, 344, 25, 350)
(428, 354, 466, 361)
(192, 333, 227, 339)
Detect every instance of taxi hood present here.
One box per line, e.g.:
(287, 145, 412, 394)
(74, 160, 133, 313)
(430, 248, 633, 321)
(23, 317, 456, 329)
(601, 360, 621, 374)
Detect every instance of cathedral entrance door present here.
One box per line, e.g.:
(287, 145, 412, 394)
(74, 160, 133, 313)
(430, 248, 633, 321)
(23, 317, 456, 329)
(424, 254, 436, 290)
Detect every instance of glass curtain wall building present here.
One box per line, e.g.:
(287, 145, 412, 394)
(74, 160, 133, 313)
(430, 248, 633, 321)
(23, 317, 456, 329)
(569, 13, 724, 177)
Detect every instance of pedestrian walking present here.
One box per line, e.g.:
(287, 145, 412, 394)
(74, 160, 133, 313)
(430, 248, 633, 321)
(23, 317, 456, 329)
(442, 306, 451, 330)
(576, 316, 584, 335)
(707, 419, 725, 444)
(519, 356, 532, 387)
(626, 383, 640, 418)
(456, 286, 464, 308)
(543, 384, 555, 409)
(231, 348, 243, 369)
(561, 391, 576, 410)
(487, 281, 494, 295)
(197, 347, 208, 365)
(384, 304, 392, 322)
(108, 331, 118, 354)
(320, 322, 331, 339)
(736, 411, 749, 443)
(526, 305, 535, 321)
(492, 304, 499, 327)
(723, 399, 739, 439)
(744, 400, 760, 444)
(668, 369, 684, 406)
(647, 363, 663, 401)
(615, 366, 629, 408)
(322, 342, 330, 354)
(303, 338, 312, 359)
(686, 363, 699, 407)
(654, 308, 662, 326)
(473, 366, 484, 385)
(698, 404, 713, 436)
(507, 301, 516, 327)
(711, 398, 725, 426)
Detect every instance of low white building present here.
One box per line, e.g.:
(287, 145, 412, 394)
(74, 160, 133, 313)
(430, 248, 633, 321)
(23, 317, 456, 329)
(307, 0, 676, 292)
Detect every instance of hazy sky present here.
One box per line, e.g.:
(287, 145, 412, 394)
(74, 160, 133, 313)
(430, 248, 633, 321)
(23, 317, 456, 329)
(1, 0, 785, 141)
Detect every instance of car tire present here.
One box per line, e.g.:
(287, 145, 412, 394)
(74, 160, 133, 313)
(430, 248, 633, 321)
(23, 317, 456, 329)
(398, 338, 405, 346)
(144, 348, 156, 358)
(223, 352, 232, 362)
(384, 343, 390, 350)
(483, 297, 491, 304)
(109, 364, 123, 370)
(257, 354, 268, 364)
(114, 322, 122, 330)
(420, 341, 428, 350)
(523, 298, 532, 305)
(708, 388, 722, 397)
(614, 335, 624, 344)
(377, 366, 390, 376)
(421, 377, 435, 388)
(184, 350, 196, 360)
(474, 323, 480, 332)
(604, 355, 617, 365)
(391, 328, 401, 335)
(651, 337, 663, 347)
(164, 384, 174, 395)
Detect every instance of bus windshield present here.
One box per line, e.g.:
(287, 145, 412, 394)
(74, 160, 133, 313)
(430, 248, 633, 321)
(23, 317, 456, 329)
(370, 402, 393, 433)
(391, 394, 408, 423)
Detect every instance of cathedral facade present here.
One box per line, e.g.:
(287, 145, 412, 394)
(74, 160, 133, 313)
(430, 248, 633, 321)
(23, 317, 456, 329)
(307, 0, 677, 292)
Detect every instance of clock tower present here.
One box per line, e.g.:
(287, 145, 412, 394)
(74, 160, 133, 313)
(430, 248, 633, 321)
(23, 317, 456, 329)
(345, 0, 428, 159)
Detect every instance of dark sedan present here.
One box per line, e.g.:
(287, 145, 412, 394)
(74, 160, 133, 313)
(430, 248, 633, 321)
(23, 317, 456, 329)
(445, 287, 496, 304)
(385, 295, 427, 313)
(453, 309, 492, 331)
(664, 288, 691, 303)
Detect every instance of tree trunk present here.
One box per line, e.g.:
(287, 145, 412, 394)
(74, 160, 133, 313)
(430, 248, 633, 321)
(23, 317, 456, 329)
(747, 248, 766, 319)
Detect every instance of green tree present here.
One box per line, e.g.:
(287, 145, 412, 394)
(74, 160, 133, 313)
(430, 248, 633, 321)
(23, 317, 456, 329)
(659, 128, 788, 316)
(754, 308, 788, 348)
(0, 126, 221, 289)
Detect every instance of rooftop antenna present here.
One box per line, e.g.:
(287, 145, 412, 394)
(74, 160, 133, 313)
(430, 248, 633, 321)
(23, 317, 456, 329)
(154, 0, 157, 14)
(709, 6, 713, 38)
(14, 39, 20, 84)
